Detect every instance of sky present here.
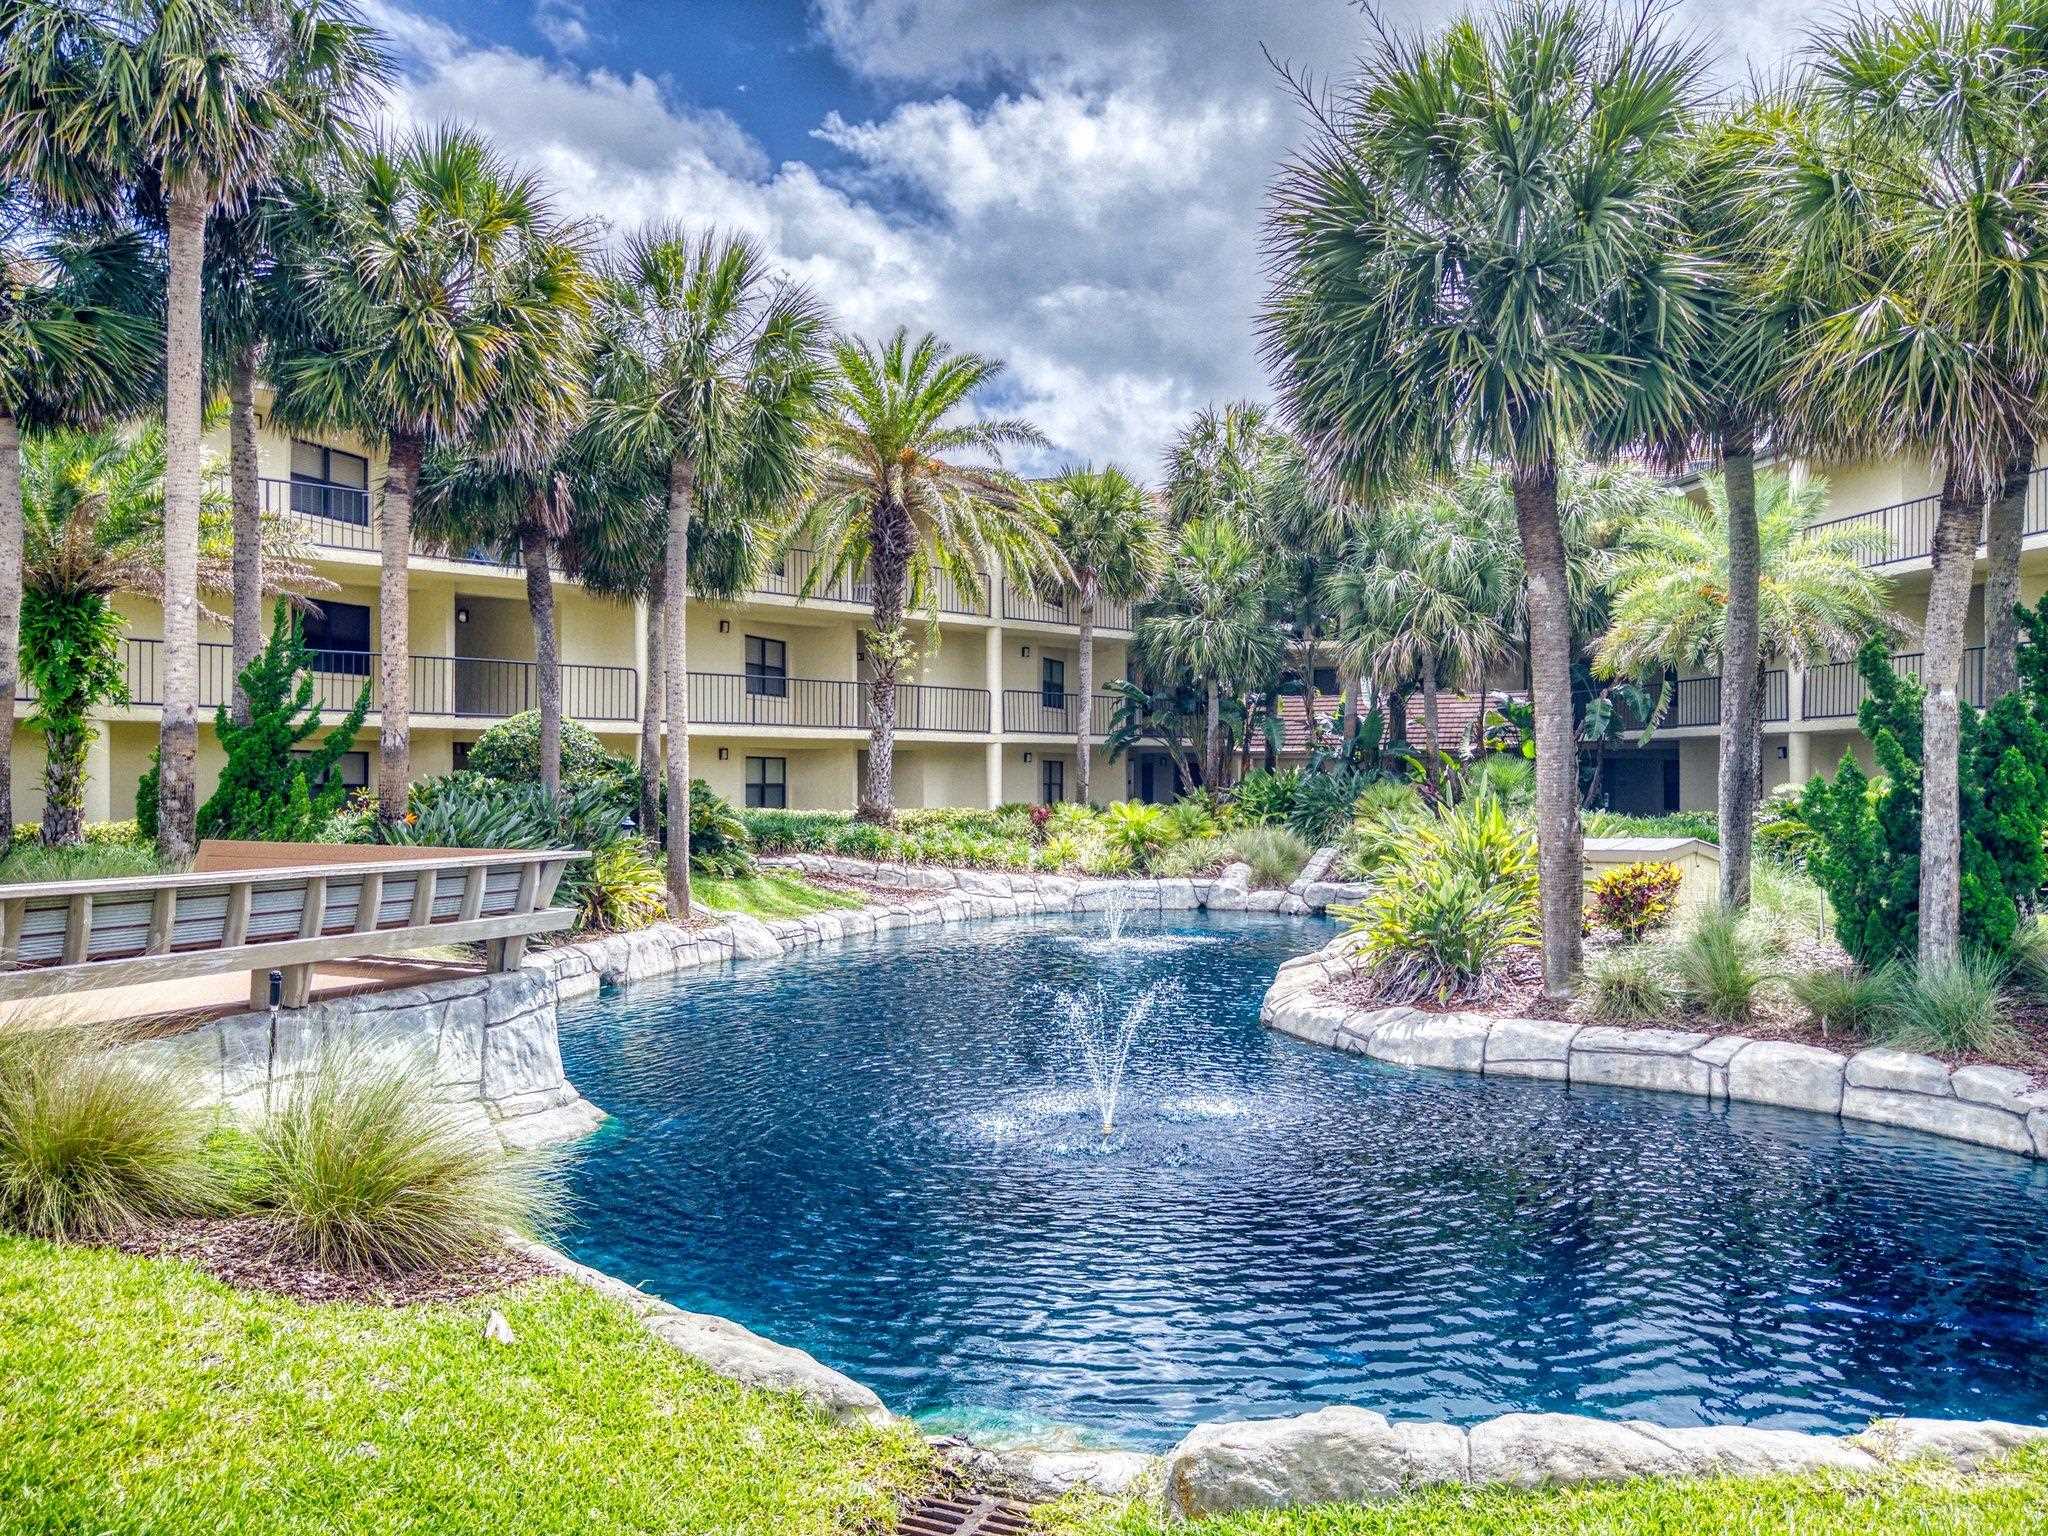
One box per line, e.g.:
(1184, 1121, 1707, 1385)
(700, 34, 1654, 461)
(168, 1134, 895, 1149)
(365, 0, 1808, 479)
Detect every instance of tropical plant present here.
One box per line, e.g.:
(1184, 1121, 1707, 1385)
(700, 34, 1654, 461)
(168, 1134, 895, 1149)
(0, 1024, 221, 1240)
(1162, 794, 1218, 843)
(1263, 1, 1706, 996)
(269, 125, 590, 828)
(199, 602, 368, 841)
(0, 0, 391, 860)
(1288, 767, 1367, 846)
(1102, 799, 1172, 872)
(1140, 515, 1281, 788)
(791, 328, 1054, 821)
(1230, 768, 1299, 827)
(577, 842, 667, 933)
(1039, 464, 1161, 805)
(1581, 944, 1684, 1023)
(256, 1047, 565, 1275)
(1223, 824, 1313, 889)
(378, 773, 627, 857)
(1670, 907, 1775, 1023)
(1791, 962, 1906, 1041)
(1870, 953, 2020, 1058)
(1588, 862, 1685, 942)
(466, 711, 629, 795)
(0, 203, 160, 847)
(687, 779, 752, 879)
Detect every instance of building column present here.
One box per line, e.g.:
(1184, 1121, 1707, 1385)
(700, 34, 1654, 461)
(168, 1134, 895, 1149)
(1787, 727, 1811, 787)
(83, 721, 113, 824)
(984, 623, 1005, 809)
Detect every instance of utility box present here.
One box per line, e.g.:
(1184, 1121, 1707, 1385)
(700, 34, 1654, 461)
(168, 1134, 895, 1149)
(1582, 836, 1721, 910)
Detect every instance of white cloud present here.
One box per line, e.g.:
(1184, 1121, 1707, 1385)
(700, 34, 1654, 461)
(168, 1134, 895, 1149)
(532, 1, 591, 55)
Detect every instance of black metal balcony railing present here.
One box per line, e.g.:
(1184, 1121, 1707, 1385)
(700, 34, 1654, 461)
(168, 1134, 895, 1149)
(1802, 646, 1987, 721)
(1804, 465, 2048, 569)
(1657, 669, 1790, 730)
(1001, 689, 1114, 736)
(997, 583, 1134, 632)
(687, 673, 990, 733)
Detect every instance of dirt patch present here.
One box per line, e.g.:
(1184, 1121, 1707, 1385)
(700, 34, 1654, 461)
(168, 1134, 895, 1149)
(113, 1215, 550, 1307)
(809, 874, 945, 903)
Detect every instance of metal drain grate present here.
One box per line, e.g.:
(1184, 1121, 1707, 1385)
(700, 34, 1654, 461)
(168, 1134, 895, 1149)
(896, 1491, 1034, 1536)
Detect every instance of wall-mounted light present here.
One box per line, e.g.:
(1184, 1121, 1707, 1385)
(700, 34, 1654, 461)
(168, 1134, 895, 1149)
(1022, 751, 1033, 763)
(717, 747, 729, 761)
(718, 619, 730, 633)
(1020, 644, 1032, 658)
(455, 606, 470, 625)
(1776, 744, 1788, 760)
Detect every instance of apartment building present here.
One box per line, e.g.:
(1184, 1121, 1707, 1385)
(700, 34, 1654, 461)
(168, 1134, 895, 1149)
(1601, 456, 2048, 814)
(12, 397, 1134, 825)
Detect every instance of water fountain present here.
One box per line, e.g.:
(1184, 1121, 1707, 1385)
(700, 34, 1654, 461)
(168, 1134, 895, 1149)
(1057, 982, 1177, 1137)
(1099, 883, 1136, 944)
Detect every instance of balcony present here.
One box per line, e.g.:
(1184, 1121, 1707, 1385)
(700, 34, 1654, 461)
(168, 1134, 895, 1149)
(1806, 466, 2048, 568)
(1002, 689, 1114, 736)
(688, 672, 989, 733)
(1802, 647, 1986, 721)
(748, 549, 990, 618)
(998, 583, 1133, 632)
(1658, 670, 1790, 730)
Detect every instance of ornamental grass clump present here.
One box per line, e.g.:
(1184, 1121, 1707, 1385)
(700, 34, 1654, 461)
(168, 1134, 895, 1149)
(0, 1026, 221, 1241)
(1670, 906, 1777, 1023)
(1871, 953, 2021, 1059)
(257, 1051, 566, 1276)
(1580, 944, 1684, 1022)
(1790, 963, 1906, 1040)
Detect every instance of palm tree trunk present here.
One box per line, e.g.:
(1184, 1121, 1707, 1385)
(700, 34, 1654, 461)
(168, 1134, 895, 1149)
(664, 457, 694, 917)
(41, 721, 86, 847)
(228, 347, 263, 727)
(1076, 569, 1096, 807)
(1984, 443, 2033, 703)
(156, 188, 207, 862)
(0, 411, 20, 849)
(1918, 469, 1980, 968)
(861, 495, 910, 822)
(639, 570, 664, 838)
(377, 433, 421, 824)
(1421, 641, 1441, 792)
(1203, 679, 1221, 788)
(1718, 429, 1761, 909)
(520, 522, 562, 800)
(1513, 461, 1584, 998)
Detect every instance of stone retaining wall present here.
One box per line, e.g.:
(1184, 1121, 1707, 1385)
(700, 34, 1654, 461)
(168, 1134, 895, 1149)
(1261, 930, 2048, 1160)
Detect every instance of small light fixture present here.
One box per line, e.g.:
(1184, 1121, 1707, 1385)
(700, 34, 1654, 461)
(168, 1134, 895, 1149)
(717, 747, 729, 761)
(1021, 644, 1032, 658)
(718, 619, 730, 633)
(455, 606, 470, 625)
(1022, 751, 1033, 763)
(1776, 743, 1788, 760)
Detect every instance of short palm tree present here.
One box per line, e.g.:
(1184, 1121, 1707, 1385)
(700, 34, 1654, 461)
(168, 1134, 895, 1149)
(269, 126, 591, 826)
(791, 328, 1056, 821)
(588, 228, 827, 913)
(1754, 3, 2048, 964)
(20, 422, 321, 843)
(0, 204, 160, 846)
(1139, 515, 1281, 789)
(1038, 465, 1161, 804)
(0, 0, 390, 859)
(1595, 472, 1904, 773)
(1261, 1, 1707, 996)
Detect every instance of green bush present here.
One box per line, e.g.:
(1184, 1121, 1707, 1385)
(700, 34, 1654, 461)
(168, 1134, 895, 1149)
(1103, 800, 1173, 871)
(1457, 754, 1536, 806)
(1164, 794, 1220, 842)
(1582, 809, 1720, 843)
(1289, 767, 1367, 845)
(380, 773, 629, 855)
(467, 710, 629, 791)
(577, 843, 668, 932)
(199, 605, 371, 843)
(738, 809, 854, 854)
(0, 1028, 221, 1240)
(1671, 907, 1775, 1023)
(1229, 767, 1300, 826)
(1037, 830, 1084, 870)
(1338, 780, 1428, 880)
(1587, 861, 1684, 941)
(1337, 794, 1538, 1004)
(256, 1050, 565, 1275)
(7, 819, 145, 850)
(0, 840, 160, 886)
(687, 781, 753, 878)
(1581, 944, 1683, 1022)
(1791, 963, 1906, 1040)
(1227, 824, 1313, 888)
(1870, 953, 2020, 1058)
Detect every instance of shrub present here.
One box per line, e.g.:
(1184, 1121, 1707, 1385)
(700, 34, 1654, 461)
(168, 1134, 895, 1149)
(467, 710, 628, 791)
(0, 840, 160, 885)
(687, 781, 753, 878)
(380, 773, 629, 855)
(1458, 754, 1535, 806)
(1229, 768, 1300, 826)
(0, 1028, 221, 1240)
(1037, 831, 1083, 870)
(739, 809, 853, 854)
(1149, 834, 1231, 879)
(578, 843, 668, 932)
(1337, 795, 1538, 1004)
(1164, 794, 1219, 842)
(1227, 824, 1313, 888)
(256, 1050, 565, 1275)
(2008, 917, 2048, 1000)
(7, 819, 145, 850)
(1752, 858, 1829, 938)
(1870, 953, 2021, 1058)
(1791, 963, 1906, 1040)
(1289, 767, 1367, 845)
(1339, 780, 1427, 881)
(1670, 907, 1775, 1023)
(1048, 800, 1098, 834)
(199, 605, 371, 843)
(1588, 861, 1684, 941)
(1582, 809, 1720, 844)
(1582, 945, 1683, 1022)
(1103, 800, 1172, 870)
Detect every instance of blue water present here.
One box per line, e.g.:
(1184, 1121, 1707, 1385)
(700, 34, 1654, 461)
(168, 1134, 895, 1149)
(555, 911, 2048, 1449)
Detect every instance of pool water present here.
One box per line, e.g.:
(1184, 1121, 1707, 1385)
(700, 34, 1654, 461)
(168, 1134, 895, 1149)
(555, 910, 2048, 1449)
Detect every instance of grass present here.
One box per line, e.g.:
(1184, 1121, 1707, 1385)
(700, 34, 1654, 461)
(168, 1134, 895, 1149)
(1791, 962, 1907, 1041)
(0, 1237, 929, 1536)
(1581, 944, 1683, 1022)
(0, 840, 162, 885)
(694, 871, 867, 919)
(1868, 952, 2022, 1058)
(1038, 1445, 2048, 1536)
(1671, 907, 1777, 1023)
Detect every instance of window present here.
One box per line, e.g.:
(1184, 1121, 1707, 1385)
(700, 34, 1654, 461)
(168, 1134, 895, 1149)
(745, 756, 787, 809)
(1312, 666, 1339, 695)
(301, 600, 372, 675)
(745, 635, 788, 697)
(451, 741, 472, 771)
(290, 749, 368, 790)
(289, 440, 370, 525)
(1041, 757, 1065, 805)
(1040, 656, 1067, 709)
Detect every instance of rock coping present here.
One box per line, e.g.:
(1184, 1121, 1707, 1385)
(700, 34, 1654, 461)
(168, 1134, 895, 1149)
(1261, 928, 2048, 1162)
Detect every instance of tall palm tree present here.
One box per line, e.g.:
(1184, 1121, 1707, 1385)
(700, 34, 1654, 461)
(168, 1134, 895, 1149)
(1140, 515, 1281, 789)
(1038, 465, 1161, 805)
(0, 0, 390, 860)
(589, 228, 827, 914)
(268, 126, 591, 826)
(0, 202, 160, 846)
(1755, 3, 2048, 965)
(792, 328, 1055, 821)
(1594, 473, 1904, 763)
(1261, 1, 1707, 996)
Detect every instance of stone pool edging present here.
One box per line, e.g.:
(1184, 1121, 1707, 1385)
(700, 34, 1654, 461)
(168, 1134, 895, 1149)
(1260, 929, 2048, 1161)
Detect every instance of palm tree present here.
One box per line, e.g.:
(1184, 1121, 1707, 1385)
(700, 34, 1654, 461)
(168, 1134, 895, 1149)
(1140, 515, 1281, 789)
(0, 0, 390, 860)
(19, 422, 323, 843)
(1038, 465, 1161, 805)
(1261, 1, 1707, 996)
(268, 126, 591, 826)
(1594, 472, 1904, 774)
(1755, 3, 2048, 965)
(792, 328, 1055, 821)
(588, 228, 827, 914)
(0, 202, 160, 846)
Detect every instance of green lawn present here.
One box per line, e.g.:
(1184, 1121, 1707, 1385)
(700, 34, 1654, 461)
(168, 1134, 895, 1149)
(0, 1237, 929, 1536)
(1042, 1448, 2048, 1536)
(695, 870, 869, 919)
(0, 839, 161, 885)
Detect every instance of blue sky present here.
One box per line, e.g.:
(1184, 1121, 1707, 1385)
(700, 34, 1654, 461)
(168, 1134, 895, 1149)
(366, 0, 1806, 475)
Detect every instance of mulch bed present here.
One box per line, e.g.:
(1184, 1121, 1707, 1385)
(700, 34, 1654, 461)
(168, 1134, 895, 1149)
(113, 1216, 550, 1307)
